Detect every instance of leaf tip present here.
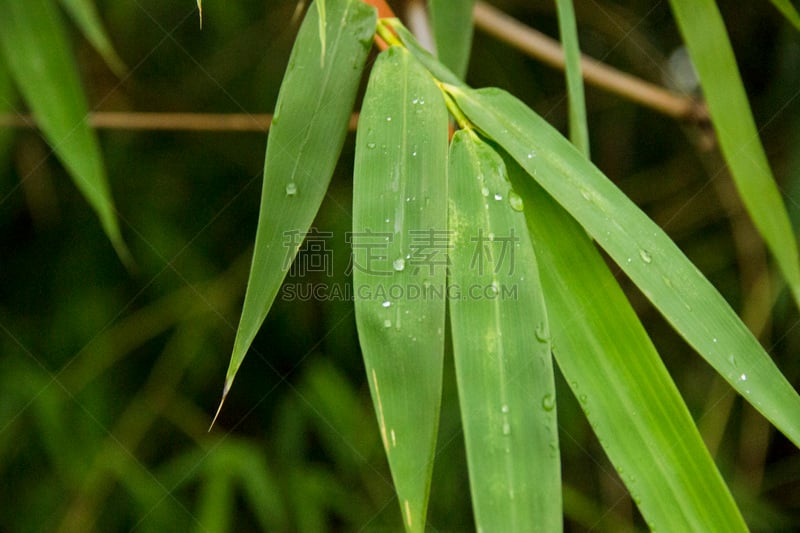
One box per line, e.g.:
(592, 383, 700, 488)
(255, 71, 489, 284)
(208, 379, 232, 431)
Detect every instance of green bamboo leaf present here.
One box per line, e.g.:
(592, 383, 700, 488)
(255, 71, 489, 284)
(0, 0, 131, 267)
(510, 157, 747, 532)
(449, 85, 800, 448)
(353, 46, 449, 532)
(197, 459, 233, 533)
(196, 0, 203, 28)
(218, 0, 376, 407)
(58, 0, 127, 77)
(554, 0, 589, 155)
(768, 0, 800, 30)
(448, 131, 560, 531)
(428, 0, 475, 80)
(669, 0, 800, 306)
(316, 0, 327, 65)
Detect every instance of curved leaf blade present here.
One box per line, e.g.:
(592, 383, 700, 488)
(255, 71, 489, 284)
(221, 0, 376, 397)
(554, 0, 589, 156)
(768, 0, 800, 31)
(448, 131, 560, 532)
(0, 0, 130, 266)
(58, 0, 127, 77)
(428, 0, 475, 80)
(669, 0, 800, 306)
(450, 85, 800, 448)
(353, 46, 449, 532)
(511, 157, 747, 532)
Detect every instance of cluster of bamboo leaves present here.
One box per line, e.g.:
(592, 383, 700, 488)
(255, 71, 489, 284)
(2, 0, 800, 530)
(217, 1, 800, 531)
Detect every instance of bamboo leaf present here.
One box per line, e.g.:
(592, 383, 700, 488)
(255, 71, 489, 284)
(449, 85, 800, 448)
(768, 0, 800, 30)
(510, 156, 747, 532)
(554, 0, 589, 155)
(0, 0, 131, 266)
(219, 0, 376, 403)
(447, 131, 561, 531)
(316, 0, 327, 65)
(353, 46, 449, 532)
(669, 0, 800, 306)
(58, 0, 127, 77)
(428, 0, 475, 80)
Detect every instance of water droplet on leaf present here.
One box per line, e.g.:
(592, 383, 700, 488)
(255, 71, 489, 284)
(285, 182, 298, 196)
(541, 394, 555, 411)
(393, 258, 406, 271)
(508, 191, 524, 211)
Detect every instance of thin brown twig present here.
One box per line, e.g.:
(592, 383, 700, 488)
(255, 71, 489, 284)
(0, 112, 361, 132)
(0, 3, 705, 132)
(473, 1, 708, 123)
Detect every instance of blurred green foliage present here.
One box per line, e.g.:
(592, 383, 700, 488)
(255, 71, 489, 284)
(0, 0, 798, 531)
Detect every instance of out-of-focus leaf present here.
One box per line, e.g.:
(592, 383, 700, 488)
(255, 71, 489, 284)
(220, 0, 376, 404)
(0, 58, 15, 179)
(768, 0, 800, 30)
(554, 0, 588, 155)
(669, 0, 800, 306)
(0, 0, 131, 265)
(196, 462, 233, 533)
(58, 0, 127, 76)
(428, 0, 475, 80)
(449, 85, 800, 448)
(448, 131, 560, 531)
(511, 156, 747, 532)
(353, 46, 449, 532)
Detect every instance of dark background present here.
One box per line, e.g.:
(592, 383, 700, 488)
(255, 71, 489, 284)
(0, 0, 798, 530)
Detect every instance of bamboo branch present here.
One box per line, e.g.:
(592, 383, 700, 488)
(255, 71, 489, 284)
(0, 112, 360, 132)
(473, 1, 707, 123)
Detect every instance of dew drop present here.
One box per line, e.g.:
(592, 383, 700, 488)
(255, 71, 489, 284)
(639, 249, 652, 264)
(386, 116, 392, 122)
(739, 373, 747, 381)
(367, 142, 376, 149)
(382, 300, 392, 308)
(487, 232, 495, 242)
(527, 151, 536, 159)
(541, 394, 555, 412)
(712, 337, 718, 343)
(285, 182, 298, 196)
(535, 323, 549, 342)
(481, 186, 490, 197)
(580, 188, 592, 201)
(383, 319, 392, 328)
(502, 422, 511, 435)
(393, 258, 406, 272)
(412, 150, 417, 157)
(494, 193, 503, 201)
(508, 191, 524, 211)
(728, 354, 737, 367)
(579, 394, 588, 404)
(501, 404, 509, 414)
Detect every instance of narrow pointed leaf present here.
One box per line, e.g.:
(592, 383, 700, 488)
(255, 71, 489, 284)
(669, 0, 800, 305)
(768, 0, 800, 31)
(223, 0, 376, 392)
(450, 85, 800, 447)
(511, 158, 747, 532)
(554, 0, 589, 155)
(59, 0, 127, 77)
(428, 0, 475, 80)
(353, 46, 448, 532)
(0, 0, 130, 266)
(448, 131, 560, 532)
